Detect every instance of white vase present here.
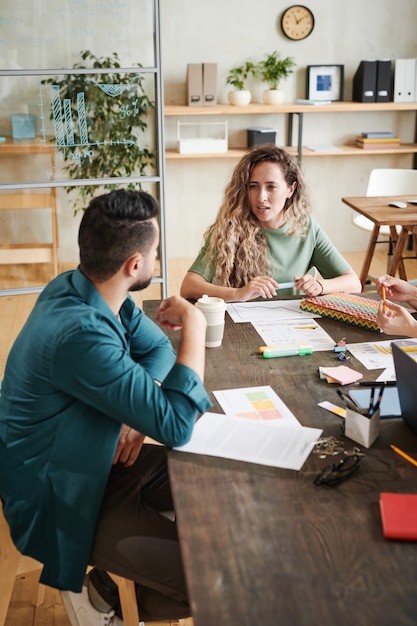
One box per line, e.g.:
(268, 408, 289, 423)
(228, 90, 251, 106)
(263, 89, 285, 105)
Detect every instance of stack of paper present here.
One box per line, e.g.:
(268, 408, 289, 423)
(174, 386, 322, 471)
(320, 365, 363, 385)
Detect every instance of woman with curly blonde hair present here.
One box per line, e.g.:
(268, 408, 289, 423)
(180, 145, 360, 302)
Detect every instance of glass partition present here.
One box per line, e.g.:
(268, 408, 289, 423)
(1, 70, 156, 189)
(1, 1, 154, 70)
(0, 0, 166, 295)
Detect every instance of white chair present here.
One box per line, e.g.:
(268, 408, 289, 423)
(353, 168, 417, 283)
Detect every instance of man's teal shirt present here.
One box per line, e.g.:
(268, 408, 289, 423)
(0, 268, 211, 591)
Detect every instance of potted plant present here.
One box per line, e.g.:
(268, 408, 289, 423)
(42, 50, 155, 210)
(258, 51, 296, 104)
(226, 60, 257, 105)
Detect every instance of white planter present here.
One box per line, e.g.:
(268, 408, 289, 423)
(263, 89, 285, 105)
(228, 90, 251, 106)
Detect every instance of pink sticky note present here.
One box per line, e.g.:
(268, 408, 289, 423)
(321, 365, 363, 385)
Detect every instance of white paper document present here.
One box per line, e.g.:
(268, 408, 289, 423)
(174, 412, 323, 471)
(252, 317, 335, 352)
(346, 338, 417, 370)
(213, 385, 301, 425)
(227, 300, 320, 323)
(175, 386, 322, 471)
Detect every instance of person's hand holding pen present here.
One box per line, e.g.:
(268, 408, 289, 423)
(237, 276, 279, 301)
(293, 272, 324, 297)
(376, 275, 417, 336)
(377, 299, 417, 337)
(376, 274, 417, 307)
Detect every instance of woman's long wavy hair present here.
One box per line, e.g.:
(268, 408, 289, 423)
(202, 145, 312, 288)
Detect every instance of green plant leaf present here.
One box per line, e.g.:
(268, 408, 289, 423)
(258, 51, 296, 90)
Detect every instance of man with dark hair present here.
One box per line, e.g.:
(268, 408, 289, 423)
(0, 189, 211, 625)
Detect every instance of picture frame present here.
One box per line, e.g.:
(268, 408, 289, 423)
(306, 65, 344, 101)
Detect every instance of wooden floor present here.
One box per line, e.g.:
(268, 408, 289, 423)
(2, 247, 417, 625)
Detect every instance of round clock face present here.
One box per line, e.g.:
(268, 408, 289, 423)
(281, 5, 315, 41)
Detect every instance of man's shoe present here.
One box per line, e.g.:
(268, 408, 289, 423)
(87, 568, 121, 615)
(60, 585, 123, 626)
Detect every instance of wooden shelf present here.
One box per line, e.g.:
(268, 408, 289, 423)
(301, 143, 417, 157)
(166, 148, 246, 160)
(165, 102, 417, 163)
(164, 102, 417, 116)
(166, 143, 417, 160)
(0, 138, 55, 156)
(164, 102, 417, 163)
(0, 146, 58, 274)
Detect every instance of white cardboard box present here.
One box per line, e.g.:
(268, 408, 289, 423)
(177, 121, 228, 154)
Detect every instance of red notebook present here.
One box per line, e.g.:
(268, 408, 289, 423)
(379, 492, 417, 540)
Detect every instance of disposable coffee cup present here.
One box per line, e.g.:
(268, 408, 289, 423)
(195, 294, 227, 348)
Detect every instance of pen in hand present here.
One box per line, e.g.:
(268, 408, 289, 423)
(275, 281, 296, 290)
(381, 284, 387, 313)
(276, 268, 318, 291)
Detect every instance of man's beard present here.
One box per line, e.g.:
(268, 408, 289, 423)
(129, 275, 153, 292)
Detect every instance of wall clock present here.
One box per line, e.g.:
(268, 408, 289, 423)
(281, 5, 315, 41)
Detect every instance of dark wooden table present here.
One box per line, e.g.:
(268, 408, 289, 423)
(145, 300, 417, 626)
(342, 195, 417, 290)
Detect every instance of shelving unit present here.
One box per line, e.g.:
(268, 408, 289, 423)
(0, 140, 58, 275)
(166, 144, 417, 160)
(164, 102, 417, 164)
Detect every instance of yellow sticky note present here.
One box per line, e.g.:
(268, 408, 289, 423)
(318, 401, 346, 418)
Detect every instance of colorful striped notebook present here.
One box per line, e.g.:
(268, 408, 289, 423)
(300, 293, 380, 332)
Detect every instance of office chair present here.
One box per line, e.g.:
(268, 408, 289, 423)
(352, 168, 417, 282)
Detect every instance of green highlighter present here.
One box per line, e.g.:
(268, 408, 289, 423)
(262, 344, 313, 359)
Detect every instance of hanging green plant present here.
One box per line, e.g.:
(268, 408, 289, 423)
(42, 50, 155, 210)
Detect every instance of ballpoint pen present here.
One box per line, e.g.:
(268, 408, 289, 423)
(369, 386, 384, 417)
(357, 381, 396, 387)
(336, 388, 364, 413)
(275, 267, 318, 291)
(368, 387, 376, 416)
(275, 281, 296, 290)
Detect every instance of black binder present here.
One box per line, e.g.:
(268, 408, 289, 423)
(352, 60, 377, 102)
(376, 60, 392, 102)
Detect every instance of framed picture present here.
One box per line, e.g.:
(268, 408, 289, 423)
(306, 65, 344, 101)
